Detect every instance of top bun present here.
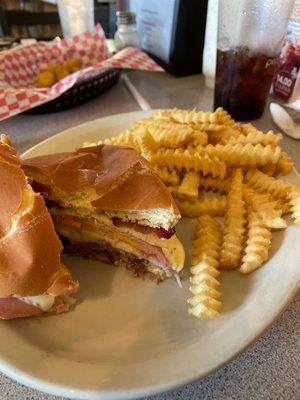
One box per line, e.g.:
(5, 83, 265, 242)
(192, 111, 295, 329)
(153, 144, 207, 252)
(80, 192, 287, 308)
(23, 145, 181, 230)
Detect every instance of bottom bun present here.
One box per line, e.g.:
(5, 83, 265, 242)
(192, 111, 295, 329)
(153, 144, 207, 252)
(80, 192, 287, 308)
(0, 295, 75, 320)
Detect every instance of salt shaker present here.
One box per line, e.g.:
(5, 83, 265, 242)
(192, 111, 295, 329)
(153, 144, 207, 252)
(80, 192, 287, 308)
(114, 11, 140, 51)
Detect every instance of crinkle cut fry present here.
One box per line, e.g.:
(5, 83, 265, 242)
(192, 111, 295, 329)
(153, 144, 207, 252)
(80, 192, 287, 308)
(243, 185, 287, 229)
(134, 117, 210, 141)
(207, 125, 242, 145)
(178, 171, 200, 201)
(224, 123, 283, 146)
(143, 125, 194, 148)
(152, 165, 180, 186)
(277, 151, 294, 175)
(137, 130, 159, 160)
(188, 215, 222, 319)
(220, 168, 246, 269)
(204, 143, 281, 167)
(145, 147, 227, 178)
(177, 195, 227, 218)
(259, 162, 277, 176)
(199, 175, 231, 193)
(151, 107, 236, 127)
(147, 124, 207, 148)
(240, 210, 272, 274)
(96, 131, 140, 152)
(245, 169, 293, 200)
(288, 188, 300, 224)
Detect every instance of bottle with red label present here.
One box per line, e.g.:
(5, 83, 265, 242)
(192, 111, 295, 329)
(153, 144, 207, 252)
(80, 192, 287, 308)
(273, 0, 300, 102)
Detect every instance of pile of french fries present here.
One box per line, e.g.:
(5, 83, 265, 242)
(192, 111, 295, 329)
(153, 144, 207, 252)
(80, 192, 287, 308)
(84, 107, 300, 320)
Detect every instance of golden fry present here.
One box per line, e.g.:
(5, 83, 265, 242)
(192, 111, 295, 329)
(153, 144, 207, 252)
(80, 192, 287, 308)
(208, 125, 242, 145)
(153, 165, 179, 186)
(188, 215, 222, 319)
(151, 107, 235, 127)
(145, 148, 227, 178)
(259, 162, 277, 176)
(178, 195, 227, 218)
(225, 124, 282, 146)
(245, 169, 292, 200)
(240, 211, 272, 274)
(288, 188, 300, 224)
(97, 131, 140, 152)
(199, 175, 231, 193)
(147, 125, 195, 148)
(136, 130, 159, 158)
(204, 143, 281, 167)
(178, 171, 200, 201)
(243, 185, 286, 229)
(277, 151, 294, 175)
(220, 169, 246, 270)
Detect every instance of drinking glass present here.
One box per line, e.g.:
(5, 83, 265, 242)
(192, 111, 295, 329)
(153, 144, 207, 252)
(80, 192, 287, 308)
(214, 0, 294, 121)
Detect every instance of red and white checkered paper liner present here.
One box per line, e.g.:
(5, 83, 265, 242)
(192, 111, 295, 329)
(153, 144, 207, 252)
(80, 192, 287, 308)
(0, 24, 163, 121)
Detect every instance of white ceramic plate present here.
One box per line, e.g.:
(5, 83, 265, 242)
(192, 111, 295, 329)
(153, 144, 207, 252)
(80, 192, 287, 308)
(1, 111, 300, 400)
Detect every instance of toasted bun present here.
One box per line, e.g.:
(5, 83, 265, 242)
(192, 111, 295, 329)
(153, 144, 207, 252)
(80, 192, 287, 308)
(0, 135, 78, 297)
(23, 145, 180, 229)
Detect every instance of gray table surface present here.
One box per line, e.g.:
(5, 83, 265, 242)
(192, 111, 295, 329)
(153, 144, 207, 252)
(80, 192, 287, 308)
(0, 71, 299, 400)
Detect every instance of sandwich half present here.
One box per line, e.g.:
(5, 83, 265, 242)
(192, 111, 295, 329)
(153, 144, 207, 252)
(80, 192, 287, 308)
(23, 145, 185, 282)
(0, 135, 78, 319)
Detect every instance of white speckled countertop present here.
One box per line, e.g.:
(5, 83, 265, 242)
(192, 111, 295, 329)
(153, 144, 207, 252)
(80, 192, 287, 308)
(0, 71, 299, 400)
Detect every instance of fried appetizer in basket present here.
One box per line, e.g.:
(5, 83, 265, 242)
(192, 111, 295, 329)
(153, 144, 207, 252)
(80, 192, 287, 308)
(37, 70, 56, 88)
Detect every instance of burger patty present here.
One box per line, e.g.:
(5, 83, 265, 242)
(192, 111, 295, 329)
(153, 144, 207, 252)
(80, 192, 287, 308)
(60, 236, 168, 282)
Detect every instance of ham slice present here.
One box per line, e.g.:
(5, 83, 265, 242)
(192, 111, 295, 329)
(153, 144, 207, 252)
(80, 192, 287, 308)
(0, 296, 72, 320)
(52, 214, 171, 269)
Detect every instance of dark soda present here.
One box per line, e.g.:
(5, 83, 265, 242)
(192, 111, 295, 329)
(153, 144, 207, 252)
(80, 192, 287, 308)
(214, 48, 277, 121)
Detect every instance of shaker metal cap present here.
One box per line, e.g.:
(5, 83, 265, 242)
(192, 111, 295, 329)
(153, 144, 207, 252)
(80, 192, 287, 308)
(116, 11, 136, 25)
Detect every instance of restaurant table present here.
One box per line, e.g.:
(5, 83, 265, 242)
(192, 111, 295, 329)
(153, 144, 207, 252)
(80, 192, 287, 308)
(0, 71, 299, 400)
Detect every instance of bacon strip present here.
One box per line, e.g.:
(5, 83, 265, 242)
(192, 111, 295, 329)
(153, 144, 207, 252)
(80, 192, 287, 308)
(112, 218, 175, 239)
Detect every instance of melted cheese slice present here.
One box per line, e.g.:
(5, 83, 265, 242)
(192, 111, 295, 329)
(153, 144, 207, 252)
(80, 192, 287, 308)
(14, 294, 55, 311)
(51, 207, 185, 271)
